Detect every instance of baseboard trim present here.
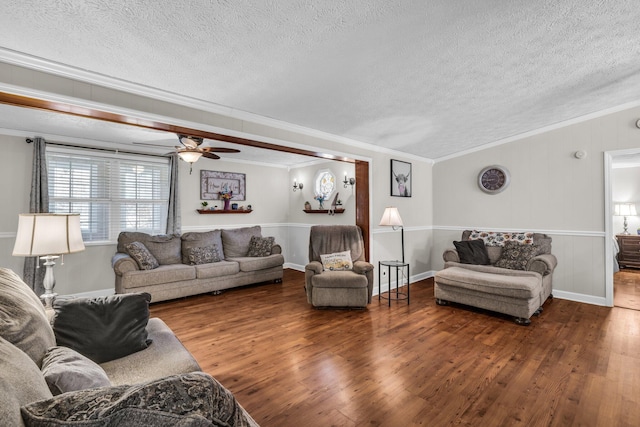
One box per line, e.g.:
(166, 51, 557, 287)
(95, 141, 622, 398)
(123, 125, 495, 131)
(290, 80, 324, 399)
(552, 290, 609, 307)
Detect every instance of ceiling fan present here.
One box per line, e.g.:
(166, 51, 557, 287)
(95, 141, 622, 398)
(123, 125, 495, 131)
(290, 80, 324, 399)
(172, 134, 240, 173)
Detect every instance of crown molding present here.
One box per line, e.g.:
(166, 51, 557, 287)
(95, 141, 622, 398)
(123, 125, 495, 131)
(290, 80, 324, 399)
(0, 48, 432, 165)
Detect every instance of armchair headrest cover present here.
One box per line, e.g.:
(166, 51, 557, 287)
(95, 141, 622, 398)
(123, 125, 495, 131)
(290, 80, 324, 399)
(309, 225, 365, 263)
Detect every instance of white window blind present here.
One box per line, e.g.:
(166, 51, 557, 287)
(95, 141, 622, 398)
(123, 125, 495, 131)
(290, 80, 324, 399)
(47, 146, 170, 243)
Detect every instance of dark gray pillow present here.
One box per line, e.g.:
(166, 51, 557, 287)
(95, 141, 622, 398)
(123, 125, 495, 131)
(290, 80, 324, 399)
(53, 293, 152, 364)
(246, 236, 275, 257)
(453, 240, 490, 265)
(21, 372, 255, 427)
(0, 336, 53, 427)
(41, 346, 111, 395)
(186, 244, 221, 265)
(494, 241, 540, 270)
(0, 267, 56, 367)
(126, 241, 159, 270)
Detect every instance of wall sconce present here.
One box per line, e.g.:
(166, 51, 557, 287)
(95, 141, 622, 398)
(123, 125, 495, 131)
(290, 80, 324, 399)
(343, 174, 356, 188)
(293, 180, 303, 192)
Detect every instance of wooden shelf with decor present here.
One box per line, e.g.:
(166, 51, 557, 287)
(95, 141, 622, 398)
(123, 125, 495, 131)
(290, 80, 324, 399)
(196, 209, 253, 214)
(303, 208, 345, 214)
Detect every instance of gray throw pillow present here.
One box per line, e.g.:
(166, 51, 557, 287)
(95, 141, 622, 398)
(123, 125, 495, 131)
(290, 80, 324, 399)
(181, 230, 225, 263)
(41, 346, 111, 395)
(453, 240, 490, 265)
(0, 336, 53, 427)
(21, 372, 255, 427)
(0, 267, 56, 367)
(186, 244, 221, 265)
(53, 293, 152, 364)
(494, 241, 540, 270)
(126, 241, 159, 270)
(246, 236, 275, 257)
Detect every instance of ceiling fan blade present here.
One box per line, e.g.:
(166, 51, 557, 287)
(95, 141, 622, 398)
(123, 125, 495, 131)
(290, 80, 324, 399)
(201, 147, 241, 153)
(202, 152, 221, 160)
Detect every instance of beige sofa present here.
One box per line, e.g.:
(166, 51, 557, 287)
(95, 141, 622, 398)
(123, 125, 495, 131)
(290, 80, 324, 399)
(112, 225, 284, 302)
(434, 230, 557, 325)
(0, 267, 258, 426)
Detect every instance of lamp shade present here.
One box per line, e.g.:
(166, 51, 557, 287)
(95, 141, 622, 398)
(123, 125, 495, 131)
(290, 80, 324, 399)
(379, 207, 403, 227)
(12, 213, 85, 256)
(614, 203, 637, 217)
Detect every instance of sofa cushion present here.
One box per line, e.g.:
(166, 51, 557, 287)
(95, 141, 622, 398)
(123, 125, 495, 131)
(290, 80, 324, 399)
(453, 240, 490, 265)
(0, 268, 56, 367)
(320, 250, 353, 271)
(494, 241, 540, 270)
(41, 346, 111, 395)
(435, 266, 540, 299)
(123, 264, 197, 289)
(246, 236, 275, 257)
(186, 244, 222, 265)
(227, 254, 285, 272)
(118, 232, 182, 265)
(126, 241, 160, 270)
(0, 336, 53, 427)
(311, 270, 368, 289)
(194, 260, 240, 279)
(222, 226, 262, 257)
(181, 230, 225, 263)
(468, 230, 535, 247)
(53, 293, 152, 364)
(20, 372, 256, 427)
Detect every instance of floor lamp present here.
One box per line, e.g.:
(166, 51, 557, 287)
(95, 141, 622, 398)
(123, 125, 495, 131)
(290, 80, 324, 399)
(379, 207, 404, 263)
(12, 213, 85, 308)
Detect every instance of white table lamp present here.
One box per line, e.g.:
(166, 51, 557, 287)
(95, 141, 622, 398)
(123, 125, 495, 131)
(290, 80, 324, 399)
(614, 203, 637, 235)
(379, 207, 405, 263)
(12, 213, 85, 307)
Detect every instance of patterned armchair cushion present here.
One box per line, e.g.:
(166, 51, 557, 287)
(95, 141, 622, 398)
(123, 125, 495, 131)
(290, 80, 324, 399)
(494, 241, 540, 270)
(20, 372, 256, 427)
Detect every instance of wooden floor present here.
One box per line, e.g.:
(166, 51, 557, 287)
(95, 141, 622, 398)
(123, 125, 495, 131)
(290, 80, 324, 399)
(614, 268, 640, 310)
(150, 269, 640, 427)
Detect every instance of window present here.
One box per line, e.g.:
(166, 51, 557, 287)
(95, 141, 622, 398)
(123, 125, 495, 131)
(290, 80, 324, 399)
(47, 146, 170, 242)
(314, 169, 336, 200)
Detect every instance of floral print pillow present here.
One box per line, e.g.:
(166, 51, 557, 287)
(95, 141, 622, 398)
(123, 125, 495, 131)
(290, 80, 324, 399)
(469, 230, 534, 247)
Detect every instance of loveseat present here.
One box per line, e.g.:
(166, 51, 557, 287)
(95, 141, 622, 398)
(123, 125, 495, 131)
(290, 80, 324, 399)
(112, 225, 284, 302)
(0, 267, 258, 426)
(434, 230, 557, 325)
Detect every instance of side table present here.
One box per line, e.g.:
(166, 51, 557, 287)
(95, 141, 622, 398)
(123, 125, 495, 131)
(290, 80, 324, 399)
(378, 260, 410, 306)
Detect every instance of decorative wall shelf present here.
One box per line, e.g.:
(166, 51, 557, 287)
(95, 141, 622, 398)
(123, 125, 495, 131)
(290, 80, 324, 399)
(303, 208, 345, 214)
(196, 209, 253, 214)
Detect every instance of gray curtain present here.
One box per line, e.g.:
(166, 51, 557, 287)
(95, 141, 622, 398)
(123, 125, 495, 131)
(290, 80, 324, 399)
(23, 137, 48, 294)
(166, 153, 181, 234)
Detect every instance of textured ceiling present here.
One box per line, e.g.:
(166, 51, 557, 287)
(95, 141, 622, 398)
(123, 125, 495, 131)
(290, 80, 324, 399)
(1, 1, 640, 160)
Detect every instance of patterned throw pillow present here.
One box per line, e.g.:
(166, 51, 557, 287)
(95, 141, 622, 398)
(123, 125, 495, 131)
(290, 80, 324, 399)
(469, 230, 534, 247)
(320, 250, 353, 271)
(187, 244, 221, 265)
(125, 241, 159, 270)
(494, 241, 540, 270)
(246, 236, 275, 257)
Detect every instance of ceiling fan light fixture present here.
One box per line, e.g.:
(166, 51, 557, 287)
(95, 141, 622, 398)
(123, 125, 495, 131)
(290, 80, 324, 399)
(178, 134, 203, 148)
(178, 150, 202, 163)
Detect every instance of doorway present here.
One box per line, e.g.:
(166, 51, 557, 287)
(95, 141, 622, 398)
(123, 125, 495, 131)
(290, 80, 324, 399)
(606, 149, 640, 310)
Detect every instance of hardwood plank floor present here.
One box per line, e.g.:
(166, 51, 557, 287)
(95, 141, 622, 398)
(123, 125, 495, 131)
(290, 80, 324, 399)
(614, 268, 640, 310)
(150, 269, 640, 427)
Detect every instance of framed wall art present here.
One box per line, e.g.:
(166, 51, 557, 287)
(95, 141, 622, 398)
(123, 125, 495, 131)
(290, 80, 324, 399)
(201, 170, 246, 201)
(390, 159, 411, 197)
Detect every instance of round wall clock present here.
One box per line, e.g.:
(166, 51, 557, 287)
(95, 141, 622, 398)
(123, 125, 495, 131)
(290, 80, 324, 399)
(478, 165, 510, 194)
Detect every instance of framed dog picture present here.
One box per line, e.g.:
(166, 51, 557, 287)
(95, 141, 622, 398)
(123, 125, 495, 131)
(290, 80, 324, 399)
(390, 159, 411, 197)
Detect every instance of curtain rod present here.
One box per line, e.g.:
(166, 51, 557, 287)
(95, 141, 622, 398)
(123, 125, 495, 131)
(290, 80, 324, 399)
(25, 138, 170, 159)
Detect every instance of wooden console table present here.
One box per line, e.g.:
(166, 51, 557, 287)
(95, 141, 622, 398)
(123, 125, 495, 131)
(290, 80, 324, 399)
(617, 234, 640, 268)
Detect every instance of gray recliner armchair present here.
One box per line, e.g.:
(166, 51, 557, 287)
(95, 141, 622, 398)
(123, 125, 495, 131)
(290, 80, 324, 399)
(304, 225, 374, 308)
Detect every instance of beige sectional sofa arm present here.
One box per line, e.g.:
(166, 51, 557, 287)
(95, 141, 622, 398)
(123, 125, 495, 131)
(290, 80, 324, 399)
(527, 253, 558, 276)
(112, 252, 139, 275)
(443, 248, 460, 263)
